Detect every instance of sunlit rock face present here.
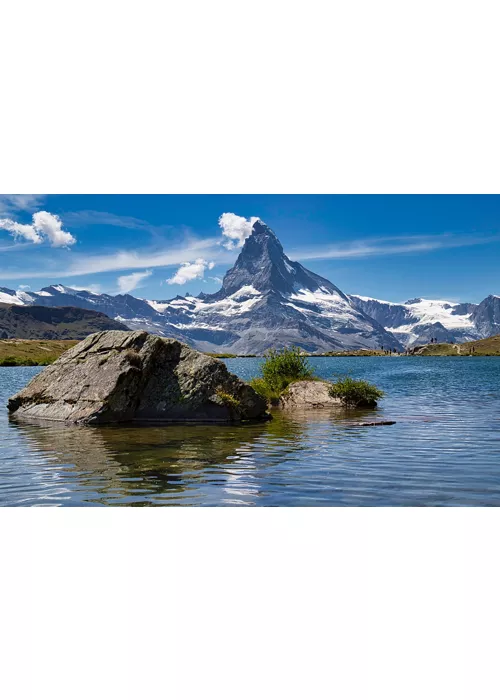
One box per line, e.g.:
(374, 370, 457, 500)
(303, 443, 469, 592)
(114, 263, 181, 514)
(8, 331, 269, 425)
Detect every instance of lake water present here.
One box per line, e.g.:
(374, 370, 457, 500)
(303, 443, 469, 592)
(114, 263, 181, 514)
(1, 357, 499, 506)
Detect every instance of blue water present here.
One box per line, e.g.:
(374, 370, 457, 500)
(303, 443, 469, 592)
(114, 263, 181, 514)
(1, 357, 499, 506)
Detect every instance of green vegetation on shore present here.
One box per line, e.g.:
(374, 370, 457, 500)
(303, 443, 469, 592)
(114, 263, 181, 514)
(328, 376, 384, 407)
(312, 349, 388, 357)
(248, 346, 384, 408)
(0, 339, 78, 366)
(205, 352, 257, 358)
(415, 335, 500, 356)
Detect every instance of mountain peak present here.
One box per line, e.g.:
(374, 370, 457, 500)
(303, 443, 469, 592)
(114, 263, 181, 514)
(217, 220, 347, 301)
(250, 218, 276, 237)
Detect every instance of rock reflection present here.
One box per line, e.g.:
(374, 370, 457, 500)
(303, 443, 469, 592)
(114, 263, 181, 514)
(8, 406, 382, 506)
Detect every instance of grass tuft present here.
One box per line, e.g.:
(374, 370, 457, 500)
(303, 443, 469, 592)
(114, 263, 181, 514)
(248, 346, 316, 404)
(328, 375, 384, 407)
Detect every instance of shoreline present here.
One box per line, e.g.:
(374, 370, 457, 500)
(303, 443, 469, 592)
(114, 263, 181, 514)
(2, 337, 500, 366)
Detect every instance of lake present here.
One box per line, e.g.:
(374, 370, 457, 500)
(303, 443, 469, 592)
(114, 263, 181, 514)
(1, 357, 499, 506)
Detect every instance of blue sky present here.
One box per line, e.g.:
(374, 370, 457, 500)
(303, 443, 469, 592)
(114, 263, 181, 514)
(0, 194, 499, 303)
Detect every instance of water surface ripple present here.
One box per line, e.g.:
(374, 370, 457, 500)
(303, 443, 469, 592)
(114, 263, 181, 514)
(1, 357, 499, 506)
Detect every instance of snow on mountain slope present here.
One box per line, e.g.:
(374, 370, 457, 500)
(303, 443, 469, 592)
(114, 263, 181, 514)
(0, 288, 24, 305)
(350, 295, 481, 346)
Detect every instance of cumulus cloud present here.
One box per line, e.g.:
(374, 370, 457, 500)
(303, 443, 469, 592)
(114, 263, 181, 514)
(219, 212, 259, 249)
(167, 258, 215, 285)
(32, 211, 76, 247)
(0, 210, 76, 247)
(117, 270, 152, 294)
(17, 284, 31, 290)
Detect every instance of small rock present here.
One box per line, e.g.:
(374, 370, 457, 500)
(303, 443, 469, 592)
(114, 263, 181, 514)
(279, 380, 342, 409)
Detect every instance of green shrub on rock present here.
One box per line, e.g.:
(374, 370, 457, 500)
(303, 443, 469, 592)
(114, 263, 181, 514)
(248, 346, 315, 405)
(261, 346, 314, 392)
(328, 376, 384, 408)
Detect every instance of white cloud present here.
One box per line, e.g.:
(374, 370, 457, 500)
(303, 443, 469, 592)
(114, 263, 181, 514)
(167, 258, 215, 285)
(117, 270, 152, 294)
(0, 210, 76, 247)
(17, 284, 31, 290)
(0, 218, 43, 243)
(32, 211, 76, 247)
(219, 212, 259, 249)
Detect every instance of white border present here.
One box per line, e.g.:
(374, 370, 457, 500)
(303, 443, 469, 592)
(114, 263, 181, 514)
(1, 0, 499, 698)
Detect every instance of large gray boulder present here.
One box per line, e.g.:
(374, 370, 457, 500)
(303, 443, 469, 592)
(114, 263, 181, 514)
(8, 330, 268, 424)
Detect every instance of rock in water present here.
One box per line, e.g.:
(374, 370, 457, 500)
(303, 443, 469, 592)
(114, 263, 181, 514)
(8, 331, 268, 424)
(278, 380, 342, 409)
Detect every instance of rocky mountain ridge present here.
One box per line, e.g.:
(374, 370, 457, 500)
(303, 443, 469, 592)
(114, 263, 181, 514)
(2, 220, 499, 350)
(350, 294, 500, 346)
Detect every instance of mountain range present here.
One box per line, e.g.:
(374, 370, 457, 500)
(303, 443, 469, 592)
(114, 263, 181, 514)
(1, 219, 499, 351)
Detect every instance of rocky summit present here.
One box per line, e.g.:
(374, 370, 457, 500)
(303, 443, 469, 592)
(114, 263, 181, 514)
(8, 330, 268, 424)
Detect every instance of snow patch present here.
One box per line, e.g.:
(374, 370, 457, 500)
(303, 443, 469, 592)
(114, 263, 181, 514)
(0, 291, 23, 305)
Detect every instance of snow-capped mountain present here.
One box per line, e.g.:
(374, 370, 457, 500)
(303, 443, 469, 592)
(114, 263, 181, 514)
(3, 221, 499, 351)
(136, 220, 403, 353)
(349, 295, 500, 346)
(0, 222, 402, 353)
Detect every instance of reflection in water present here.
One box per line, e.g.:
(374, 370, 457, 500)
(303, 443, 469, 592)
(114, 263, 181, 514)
(2, 358, 500, 506)
(8, 407, 373, 506)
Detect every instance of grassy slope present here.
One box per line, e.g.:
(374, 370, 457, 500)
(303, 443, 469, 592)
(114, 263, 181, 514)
(417, 335, 500, 356)
(0, 339, 78, 365)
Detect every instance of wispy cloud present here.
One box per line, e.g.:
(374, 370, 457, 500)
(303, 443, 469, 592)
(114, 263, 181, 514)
(63, 210, 174, 238)
(290, 233, 500, 261)
(117, 270, 152, 294)
(0, 194, 46, 216)
(0, 235, 230, 280)
(167, 259, 215, 285)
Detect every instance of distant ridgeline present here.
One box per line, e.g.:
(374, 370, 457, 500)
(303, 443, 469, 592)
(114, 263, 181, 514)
(0, 303, 128, 340)
(1, 222, 499, 352)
